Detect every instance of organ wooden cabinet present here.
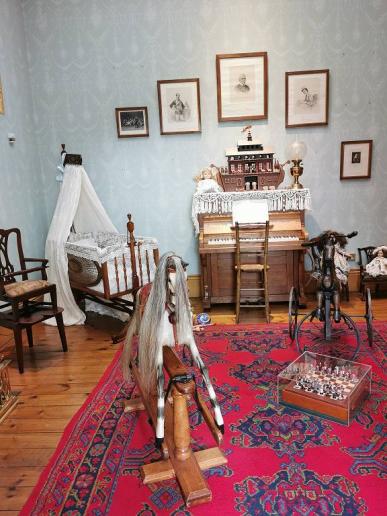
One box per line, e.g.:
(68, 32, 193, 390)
(196, 204, 309, 309)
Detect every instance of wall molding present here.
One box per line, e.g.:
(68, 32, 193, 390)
(188, 269, 361, 299)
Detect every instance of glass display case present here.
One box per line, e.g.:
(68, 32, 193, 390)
(277, 352, 371, 425)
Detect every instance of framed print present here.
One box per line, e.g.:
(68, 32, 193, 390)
(115, 107, 149, 138)
(285, 69, 329, 128)
(340, 140, 372, 180)
(0, 77, 4, 114)
(216, 52, 268, 122)
(157, 78, 201, 135)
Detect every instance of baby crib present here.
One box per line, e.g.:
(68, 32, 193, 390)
(65, 214, 159, 316)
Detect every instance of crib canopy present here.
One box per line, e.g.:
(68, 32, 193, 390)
(45, 161, 117, 325)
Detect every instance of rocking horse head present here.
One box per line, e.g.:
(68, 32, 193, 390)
(122, 252, 192, 392)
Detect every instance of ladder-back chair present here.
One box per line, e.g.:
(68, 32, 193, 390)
(233, 200, 270, 323)
(0, 228, 67, 373)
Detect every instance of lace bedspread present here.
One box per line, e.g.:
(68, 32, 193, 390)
(191, 188, 311, 234)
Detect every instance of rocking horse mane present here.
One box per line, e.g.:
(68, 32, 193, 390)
(122, 252, 192, 394)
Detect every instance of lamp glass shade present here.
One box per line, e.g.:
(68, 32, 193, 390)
(286, 141, 307, 161)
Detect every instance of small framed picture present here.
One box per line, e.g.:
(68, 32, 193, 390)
(115, 107, 149, 138)
(340, 140, 373, 180)
(0, 77, 4, 115)
(285, 69, 329, 128)
(157, 78, 201, 135)
(216, 52, 268, 122)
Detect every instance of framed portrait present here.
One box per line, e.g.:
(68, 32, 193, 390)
(0, 77, 4, 115)
(157, 78, 201, 135)
(340, 140, 372, 180)
(216, 52, 268, 122)
(115, 107, 149, 138)
(285, 69, 329, 128)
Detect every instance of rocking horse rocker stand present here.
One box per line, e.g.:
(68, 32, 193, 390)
(122, 252, 226, 507)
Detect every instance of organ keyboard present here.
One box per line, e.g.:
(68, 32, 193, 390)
(198, 211, 308, 308)
(208, 235, 299, 246)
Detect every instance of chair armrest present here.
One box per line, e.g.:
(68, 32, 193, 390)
(1, 266, 47, 280)
(24, 257, 49, 266)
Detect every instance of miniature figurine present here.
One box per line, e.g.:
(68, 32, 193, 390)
(194, 166, 223, 194)
(366, 246, 387, 277)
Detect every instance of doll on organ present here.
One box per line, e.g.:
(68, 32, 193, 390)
(194, 166, 223, 194)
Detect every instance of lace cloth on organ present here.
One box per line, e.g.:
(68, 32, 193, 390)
(191, 188, 311, 234)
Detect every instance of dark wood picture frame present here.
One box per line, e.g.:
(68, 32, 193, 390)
(285, 69, 329, 128)
(216, 52, 268, 122)
(115, 107, 149, 138)
(340, 140, 373, 180)
(157, 78, 201, 135)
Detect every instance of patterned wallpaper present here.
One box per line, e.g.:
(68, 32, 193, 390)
(0, 0, 47, 259)
(9, 0, 387, 272)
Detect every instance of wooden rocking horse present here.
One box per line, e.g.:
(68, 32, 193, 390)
(122, 252, 226, 507)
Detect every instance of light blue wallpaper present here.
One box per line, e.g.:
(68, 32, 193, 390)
(0, 0, 47, 259)
(18, 0, 387, 271)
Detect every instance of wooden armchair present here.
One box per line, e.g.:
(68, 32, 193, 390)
(358, 246, 387, 299)
(0, 228, 67, 373)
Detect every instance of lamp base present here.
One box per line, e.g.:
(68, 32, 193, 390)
(289, 162, 304, 190)
(289, 182, 304, 190)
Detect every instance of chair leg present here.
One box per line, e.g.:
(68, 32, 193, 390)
(235, 269, 241, 324)
(55, 312, 68, 352)
(13, 327, 24, 374)
(26, 326, 34, 347)
(50, 287, 58, 310)
(264, 271, 270, 323)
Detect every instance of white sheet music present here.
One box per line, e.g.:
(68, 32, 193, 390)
(232, 199, 269, 224)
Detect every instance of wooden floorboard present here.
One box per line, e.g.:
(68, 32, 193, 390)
(0, 293, 385, 512)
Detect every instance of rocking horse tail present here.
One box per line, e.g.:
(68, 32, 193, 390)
(188, 340, 224, 434)
(155, 363, 165, 447)
(121, 290, 142, 381)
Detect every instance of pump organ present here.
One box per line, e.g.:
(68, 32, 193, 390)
(193, 190, 311, 309)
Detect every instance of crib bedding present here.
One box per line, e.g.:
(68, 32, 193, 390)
(65, 232, 159, 297)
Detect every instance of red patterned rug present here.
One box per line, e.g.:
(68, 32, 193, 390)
(21, 323, 386, 515)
